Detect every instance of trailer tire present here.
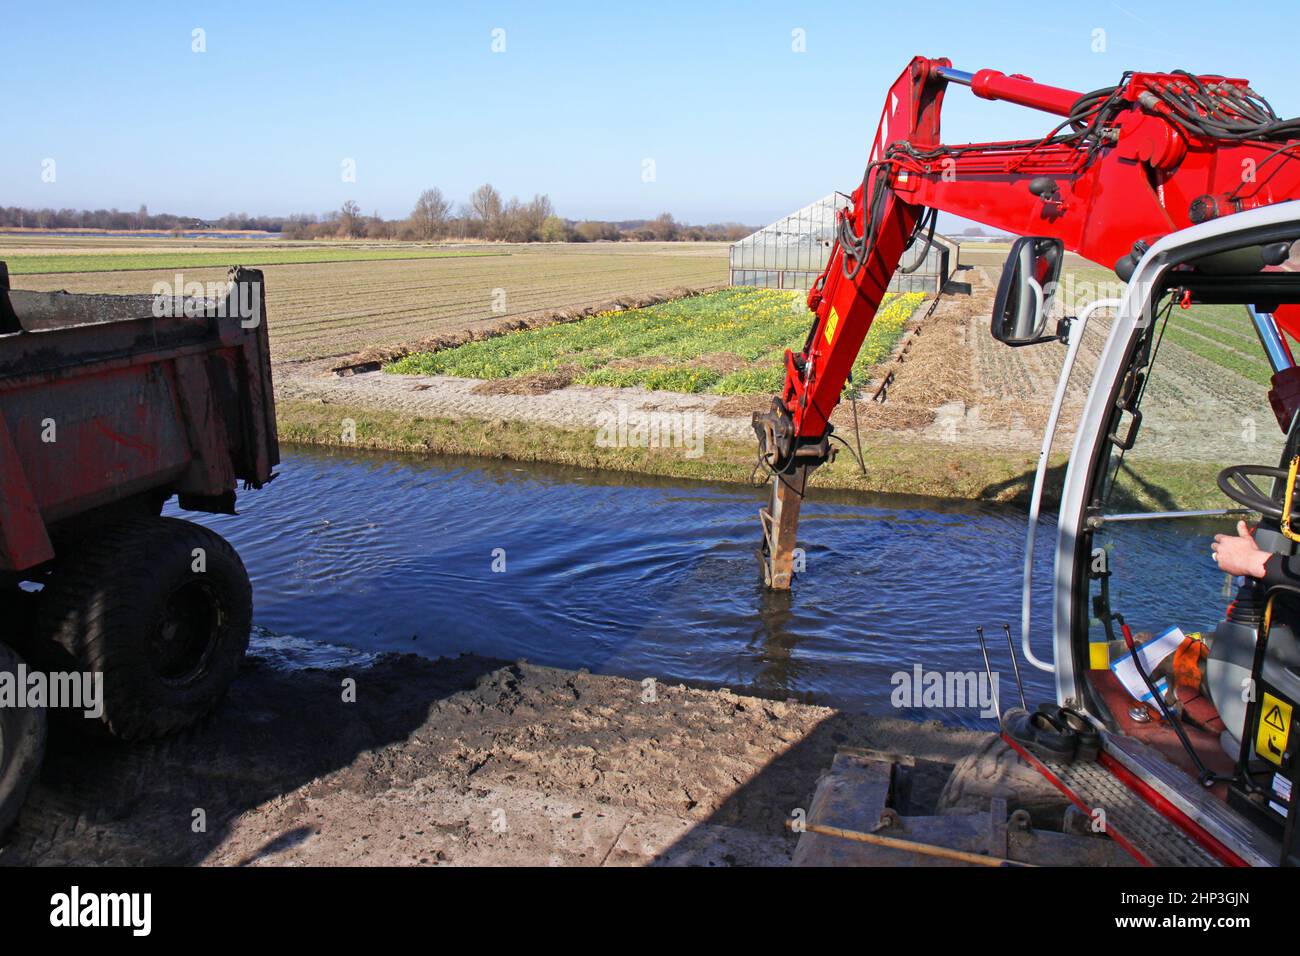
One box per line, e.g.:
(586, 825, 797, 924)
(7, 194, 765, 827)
(35, 517, 252, 741)
(0, 643, 46, 836)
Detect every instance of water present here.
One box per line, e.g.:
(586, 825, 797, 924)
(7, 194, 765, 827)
(166, 446, 1230, 727)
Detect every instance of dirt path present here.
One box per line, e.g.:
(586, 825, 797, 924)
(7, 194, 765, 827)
(0, 631, 988, 866)
(277, 362, 756, 443)
(831, 265, 1266, 462)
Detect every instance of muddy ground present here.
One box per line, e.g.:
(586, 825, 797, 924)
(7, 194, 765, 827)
(1, 632, 990, 867)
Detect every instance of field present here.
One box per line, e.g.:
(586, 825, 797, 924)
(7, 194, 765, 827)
(387, 287, 926, 394)
(1159, 302, 1272, 387)
(4, 246, 503, 275)
(983, 256, 1271, 386)
(10, 229, 1279, 509)
(4, 236, 729, 362)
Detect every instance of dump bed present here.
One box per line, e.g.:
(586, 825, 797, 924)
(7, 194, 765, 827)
(0, 263, 278, 572)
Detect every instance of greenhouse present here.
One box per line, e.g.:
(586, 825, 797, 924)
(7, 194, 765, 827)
(729, 193, 956, 294)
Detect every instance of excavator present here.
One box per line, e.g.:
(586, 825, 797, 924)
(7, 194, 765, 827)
(756, 57, 1300, 865)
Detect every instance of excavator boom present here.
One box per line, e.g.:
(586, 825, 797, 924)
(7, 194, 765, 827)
(755, 56, 1300, 588)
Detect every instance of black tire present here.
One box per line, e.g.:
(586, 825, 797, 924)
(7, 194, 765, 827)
(0, 643, 46, 836)
(35, 517, 252, 740)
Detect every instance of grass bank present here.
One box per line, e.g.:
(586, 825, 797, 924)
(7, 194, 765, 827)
(278, 399, 1055, 501)
(277, 400, 1227, 509)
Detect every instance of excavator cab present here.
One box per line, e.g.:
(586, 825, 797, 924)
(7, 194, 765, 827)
(755, 55, 1300, 864)
(1016, 202, 1300, 865)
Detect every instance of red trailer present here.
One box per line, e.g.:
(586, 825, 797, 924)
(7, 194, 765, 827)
(0, 264, 278, 832)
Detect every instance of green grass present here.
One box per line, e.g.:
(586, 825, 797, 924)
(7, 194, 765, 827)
(6, 247, 506, 275)
(387, 287, 926, 395)
(276, 399, 1224, 508)
(277, 399, 1048, 499)
(1164, 303, 1273, 387)
(1058, 271, 1273, 386)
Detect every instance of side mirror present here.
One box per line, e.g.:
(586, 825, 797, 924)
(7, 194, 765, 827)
(991, 237, 1064, 346)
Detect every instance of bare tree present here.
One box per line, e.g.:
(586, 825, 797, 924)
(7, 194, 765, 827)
(650, 212, 678, 241)
(523, 194, 553, 237)
(493, 193, 555, 242)
(365, 210, 396, 239)
(409, 188, 452, 240)
(468, 183, 503, 236)
(495, 197, 523, 242)
(339, 200, 363, 238)
(452, 205, 481, 238)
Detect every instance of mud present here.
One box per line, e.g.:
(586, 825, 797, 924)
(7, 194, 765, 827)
(0, 631, 989, 867)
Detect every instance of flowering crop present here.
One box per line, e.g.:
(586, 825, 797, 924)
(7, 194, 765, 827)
(388, 287, 925, 394)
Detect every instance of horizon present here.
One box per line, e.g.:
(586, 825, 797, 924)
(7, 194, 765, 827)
(4, 1, 1298, 228)
(0, 203, 765, 231)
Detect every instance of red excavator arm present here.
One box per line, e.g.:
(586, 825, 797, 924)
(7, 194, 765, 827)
(755, 56, 1300, 588)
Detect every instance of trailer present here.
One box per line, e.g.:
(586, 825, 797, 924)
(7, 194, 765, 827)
(0, 263, 278, 833)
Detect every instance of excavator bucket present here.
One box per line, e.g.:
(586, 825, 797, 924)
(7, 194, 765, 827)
(759, 467, 808, 589)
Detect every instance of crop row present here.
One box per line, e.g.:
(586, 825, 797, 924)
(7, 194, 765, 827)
(388, 287, 926, 395)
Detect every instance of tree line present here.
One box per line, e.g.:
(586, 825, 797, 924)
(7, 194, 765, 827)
(0, 186, 756, 243)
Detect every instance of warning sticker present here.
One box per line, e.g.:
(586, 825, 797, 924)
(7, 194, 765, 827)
(824, 307, 839, 346)
(1273, 772, 1292, 802)
(1271, 772, 1292, 818)
(1256, 692, 1293, 767)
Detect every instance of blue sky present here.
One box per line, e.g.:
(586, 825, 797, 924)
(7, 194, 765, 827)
(4, 1, 1298, 225)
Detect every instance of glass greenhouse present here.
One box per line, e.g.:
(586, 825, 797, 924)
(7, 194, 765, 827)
(730, 193, 956, 294)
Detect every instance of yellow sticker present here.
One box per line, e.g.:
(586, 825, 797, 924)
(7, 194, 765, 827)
(1256, 691, 1293, 766)
(1089, 642, 1110, 670)
(824, 307, 839, 345)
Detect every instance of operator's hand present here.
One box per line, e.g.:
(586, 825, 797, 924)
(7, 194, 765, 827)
(1212, 521, 1271, 578)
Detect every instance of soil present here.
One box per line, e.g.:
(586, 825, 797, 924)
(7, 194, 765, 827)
(272, 261, 1256, 508)
(0, 632, 990, 867)
(276, 365, 758, 443)
(273, 267, 1050, 460)
(471, 368, 581, 396)
(327, 284, 723, 374)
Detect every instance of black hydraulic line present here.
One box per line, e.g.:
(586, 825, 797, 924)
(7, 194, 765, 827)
(835, 76, 1132, 286)
(1153, 72, 1300, 141)
(1101, 296, 1174, 507)
(844, 371, 867, 475)
(897, 207, 938, 274)
(1115, 612, 1234, 786)
(1228, 142, 1300, 201)
(828, 432, 866, 475)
